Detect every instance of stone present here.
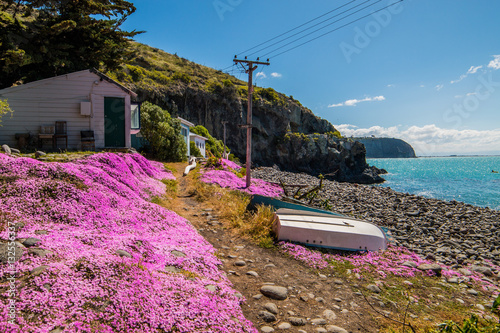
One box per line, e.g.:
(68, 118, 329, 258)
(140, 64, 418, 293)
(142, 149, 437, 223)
(311, 318, 327, 325)
(263, 302, 278, 315)
(366, 284, 382, 293)
(401, 261, 417, 268)
(332, 278, 343, 285)
(165, 266, 181, 273)
(31, 265, 49, 276)
(260, 285, 288, 300)
(315, 328, 328, 333)
(260, 327, 274, 333)
(28, 248, 53, 258)
(258, 311, 276, 323)
(471, 265, 493, 277)
(2, 144, 11, 154)
(253, 294, 264, 300)
(35, 230, 48, 235)
(0, 242, 25, 263)
(22, 237, 41, 247)
(264, 263, 276, 269)
(326, 325, 348, 333)
(417, 263, 442, 276)
(277, 322, 291, 330)
(289, 317, 306, 326)
(205, 285, 217, 292)
(116, 250, 132, 258)
(234, 260, 246, 267)
(10, 148, 20, 154)
(458, 268, 473, 276)
(171, 250, 186, 257)
(322, 309, 336, 321)
(299, 295, 309, 302)
(467, 289, 479, 296)
(35, 151, 46, 158)
(246, 270, 259, 277)
(49, 327, 64, 333)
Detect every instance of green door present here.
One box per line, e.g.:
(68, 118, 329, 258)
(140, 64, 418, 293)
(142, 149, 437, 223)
(104, 97, 125, 147)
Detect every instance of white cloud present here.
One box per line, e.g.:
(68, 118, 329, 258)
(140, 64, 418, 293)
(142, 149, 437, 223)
(256, 72, 266, 79)
(488, 55, 500, 70)
(336, 124, 500, 156)
(328, 95, 385, 108)
(467, 65, 482, 74)
(450, 65, 483, 84)
(435, 84, 444, 91)
(387, 84, 395, 88)
(420, 85, 425, 88)
(271, 72, 282, 78)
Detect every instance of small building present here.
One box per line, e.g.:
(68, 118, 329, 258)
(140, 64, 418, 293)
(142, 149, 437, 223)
(178, 117, 194, 157)
(189, 133, 208, 158)
(0, 69, 137, 150)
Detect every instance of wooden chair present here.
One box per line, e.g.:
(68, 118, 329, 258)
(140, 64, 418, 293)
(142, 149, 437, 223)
(81, 130, 95, 151)
(54, 121, 68, 149)
(38, 125, 55, 149)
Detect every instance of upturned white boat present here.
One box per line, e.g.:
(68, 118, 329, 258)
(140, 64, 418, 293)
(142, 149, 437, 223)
(273, 208, 388, 251)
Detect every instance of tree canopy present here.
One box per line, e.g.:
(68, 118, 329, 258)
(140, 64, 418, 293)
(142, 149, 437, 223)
(0, 0, 141, 88)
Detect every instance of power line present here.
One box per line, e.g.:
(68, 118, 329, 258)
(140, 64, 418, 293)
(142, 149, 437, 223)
(261, 0, 384, 58)
(238, 0, 359, 56)
(246, 0, 372, 58)
(267, 0, 404, 59)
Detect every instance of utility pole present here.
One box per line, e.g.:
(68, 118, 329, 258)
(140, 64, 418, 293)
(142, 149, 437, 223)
(222, 120, 228, 159)
(233, 56, 270, 188)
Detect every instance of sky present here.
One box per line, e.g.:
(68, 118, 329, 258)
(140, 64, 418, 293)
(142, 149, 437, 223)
(122, 0, 500, 156)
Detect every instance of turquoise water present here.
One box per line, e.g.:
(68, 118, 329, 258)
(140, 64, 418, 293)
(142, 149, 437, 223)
(367, 156, 500, 210)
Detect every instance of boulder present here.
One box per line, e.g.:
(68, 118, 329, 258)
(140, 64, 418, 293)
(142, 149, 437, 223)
(260, 285, 288, 300)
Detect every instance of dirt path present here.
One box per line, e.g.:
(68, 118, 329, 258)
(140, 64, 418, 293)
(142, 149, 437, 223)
(168, 164, 380, 333)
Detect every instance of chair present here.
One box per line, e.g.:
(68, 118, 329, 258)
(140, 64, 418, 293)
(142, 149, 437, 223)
(81, 130, 95, 151)
(38, 125, 55, 149)
(54, 121, 68, 149)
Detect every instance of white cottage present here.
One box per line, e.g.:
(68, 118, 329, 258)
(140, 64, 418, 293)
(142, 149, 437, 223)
(0, 69, 137, 150)
(177, 117, 194, 157)
(189, 133, 208, 158)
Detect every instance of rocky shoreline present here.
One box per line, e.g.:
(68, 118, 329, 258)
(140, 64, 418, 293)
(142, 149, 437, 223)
(252, 167, 500, 278)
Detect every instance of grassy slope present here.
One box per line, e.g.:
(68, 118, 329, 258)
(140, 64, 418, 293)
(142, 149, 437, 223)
(105, 41, 302, 111)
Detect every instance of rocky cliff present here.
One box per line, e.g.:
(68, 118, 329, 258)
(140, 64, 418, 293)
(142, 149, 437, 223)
(354, 137, 416, 158)
(108, 42, 384, 183)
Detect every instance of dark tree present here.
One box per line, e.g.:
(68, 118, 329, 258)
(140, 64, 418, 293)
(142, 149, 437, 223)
(0, 0, 141, 88)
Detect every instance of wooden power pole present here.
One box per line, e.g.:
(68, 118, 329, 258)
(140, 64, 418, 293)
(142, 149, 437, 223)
(233, 56, 270, 188)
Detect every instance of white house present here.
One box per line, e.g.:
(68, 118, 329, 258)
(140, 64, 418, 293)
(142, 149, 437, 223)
(178, 117, 194, 157)
(189, 133, 208, 158)
(0, 69, 137, 150)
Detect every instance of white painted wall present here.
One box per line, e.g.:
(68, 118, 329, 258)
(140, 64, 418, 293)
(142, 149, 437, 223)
(0, 70, 133, 150)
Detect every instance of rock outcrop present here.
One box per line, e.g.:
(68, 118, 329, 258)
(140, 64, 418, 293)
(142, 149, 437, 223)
(115, 42, 384, 183)
(353, 137, 416, 158)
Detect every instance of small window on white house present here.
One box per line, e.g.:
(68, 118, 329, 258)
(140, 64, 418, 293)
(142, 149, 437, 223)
(131, 103, 140, 129)
(181, 128, 188, 137)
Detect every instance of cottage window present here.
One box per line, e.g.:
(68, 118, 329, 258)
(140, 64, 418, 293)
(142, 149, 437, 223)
(131, 103, 140, 129)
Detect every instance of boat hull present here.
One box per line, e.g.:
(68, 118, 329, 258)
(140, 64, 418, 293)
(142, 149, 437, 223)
(273, 208, 388, 252)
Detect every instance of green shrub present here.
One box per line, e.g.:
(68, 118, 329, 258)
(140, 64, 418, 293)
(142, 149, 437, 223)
(191, 125, 227, 158)
(0, 99, 13, 126)
(190, 141, 202, 158)
(172, 72, 192, 84)
(140, 101, 187, 162)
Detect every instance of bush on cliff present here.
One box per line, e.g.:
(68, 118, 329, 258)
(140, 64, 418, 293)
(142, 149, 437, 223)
(190, 125, 227, 158)
(140, 101, 187, 161)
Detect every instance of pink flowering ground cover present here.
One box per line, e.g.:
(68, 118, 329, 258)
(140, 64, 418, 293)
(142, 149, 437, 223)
(199, 159, 283, 198)
(280, 242, 499, 290)
(0, 153, 257, 333)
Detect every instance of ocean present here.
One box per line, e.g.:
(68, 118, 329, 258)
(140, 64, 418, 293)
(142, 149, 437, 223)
(367, 156, 500, 211)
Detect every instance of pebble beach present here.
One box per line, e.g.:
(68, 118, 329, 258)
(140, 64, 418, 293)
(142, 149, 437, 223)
(252, 167, 500, 279)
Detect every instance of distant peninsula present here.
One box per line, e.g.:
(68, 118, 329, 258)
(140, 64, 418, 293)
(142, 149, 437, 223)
(353, 137, 417, 158)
